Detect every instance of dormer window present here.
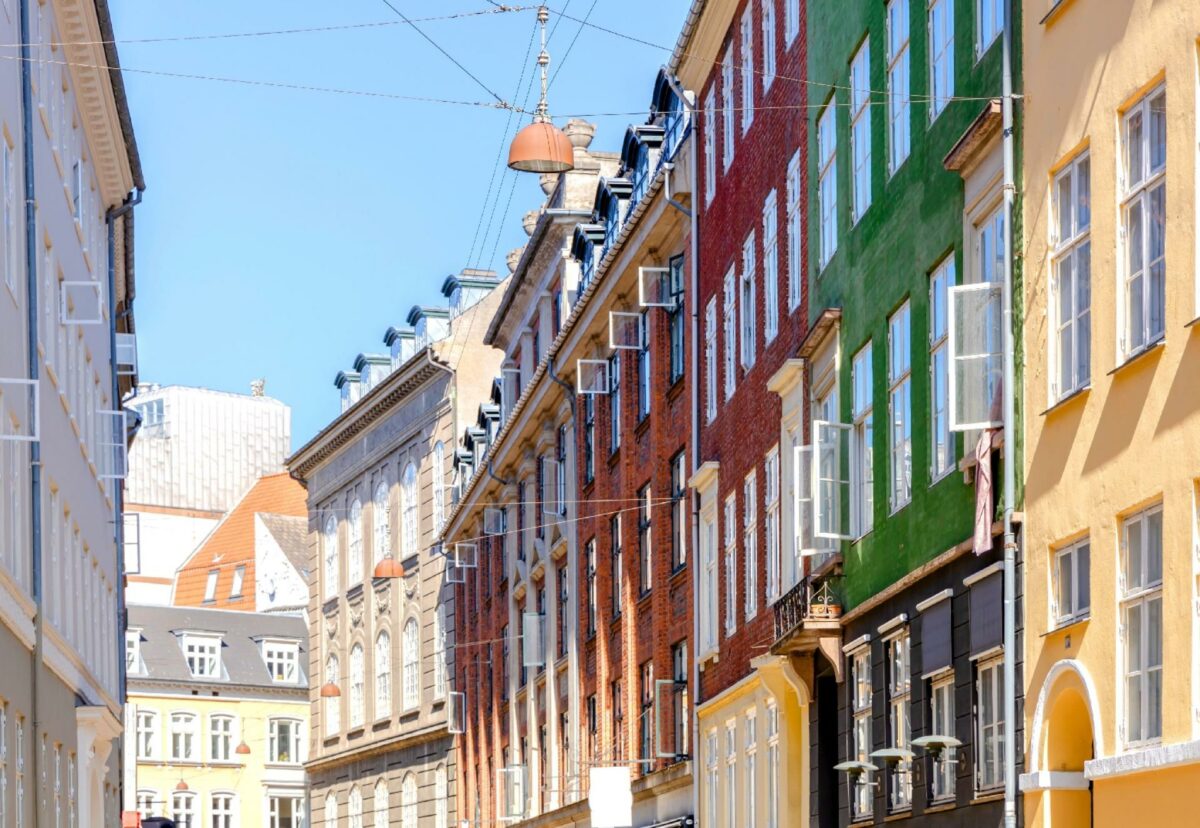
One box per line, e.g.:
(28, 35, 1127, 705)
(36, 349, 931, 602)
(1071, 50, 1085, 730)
(336, 372, 361, 413)
(126, 629, 144, 675)
(181, 633, 222, 679)
(262, 640, 301, 684)
(603, 197, 621, 251)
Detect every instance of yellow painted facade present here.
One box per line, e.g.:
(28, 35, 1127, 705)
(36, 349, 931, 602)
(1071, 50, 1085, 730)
(128, 690, 308, 827)
(1021, 1, 1200, 825)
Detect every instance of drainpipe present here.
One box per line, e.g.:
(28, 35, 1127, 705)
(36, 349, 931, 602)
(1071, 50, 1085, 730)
(664, 70, 701, 821)
(106, 186, 141, 818)
(19, 1, 44, 824)
(1000, 1, 1018, 826)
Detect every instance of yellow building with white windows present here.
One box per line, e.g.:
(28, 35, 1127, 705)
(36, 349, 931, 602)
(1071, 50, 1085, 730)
(124, 605, 309, 827)
(1021, 1, 1200, 825)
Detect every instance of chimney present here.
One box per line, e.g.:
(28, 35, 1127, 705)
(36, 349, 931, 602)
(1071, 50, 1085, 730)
(250, 379, 265, 397)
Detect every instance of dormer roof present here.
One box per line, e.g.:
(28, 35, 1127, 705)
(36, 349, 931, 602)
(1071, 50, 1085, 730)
(383, 326, 416, 347)
(570, 223, 607, 260)
(353, 353, 391, 373)
(406, 305, 452, 326)
(334, 370, 361, 389)
(621, 124, 666, 170)
(442, 269, 501, 296)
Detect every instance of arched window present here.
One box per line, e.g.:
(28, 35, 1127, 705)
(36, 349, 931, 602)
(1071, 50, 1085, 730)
(375, 630, 392, 716)
(435, 764, 448, 828)
(433, 441, 447, 532)
(402, 462, 418, 556)
(433, 603, 447, 699)
(402, 618, 420, 710)
(324, 792, 338, 826)
(171, 791, 196, 828)
(324, 515, 339, 597)
(374, 479, 391, 567)
(350, 643, 365, 728)
(348, 786, 363, 828)
(348, 498, 364, 586)
(325, 655, 340, 735)
(401, 774, 418, 828)
(373, 779, 389, 827)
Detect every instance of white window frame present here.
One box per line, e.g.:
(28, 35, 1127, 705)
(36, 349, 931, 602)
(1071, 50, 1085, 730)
(745, 710, 758, 827)
(784, 0, 800, 44)
(975, 655, 1005, 791)
(723, 493, 737, 635)
(975, 0, 1002, 57)
(740, 231, 757, 368)
(850, 39, 872, 222)
(324, 655, 341, 736)
(171, 791, 196, 828)
(263, 641, 299, 685)
(817, 99, 838, 268)
(886, 0, 911, 173)
(743, 472, 758, 620)
(402, 462, 419, 557)
(765, 447, 781, 603)
(928, 0, 954, 121)
(347, 498, 364, 586)
(888, 302, 912, 511)
(168, 712, 198, 762)
(929, 672, 955, 800)
(181, 634, 221, 679)
(323, 515, 339, 599)
(786, 149, 803, 310)
(885, 631, 912, 811)
(402, 617, 420, 711)
(203, 569, 218, 603)
(375, 630, 392, 717)
(725, 721, 737, 827)
(929, 256, 955, 480)
(1050, 152, 1092, 400)
(849, 646, 873, 819)
(740, 6, 754, 132)
(761, 0, 776, 91)
(1119, 85, 1166, 359)
(373, 479, 391, 567)
(763, 191, 779, 343)
(851, 343, 874, 538)
(704, 89, 716, 204)
(704, 298, 718, 421)
(349, 643, 365, 728)
(699, 508, 719, 658)
(268, 717, 303, 765)
(209, 713, 233, 763)
(135, 710, 158, 760)
(1120, 504, 1163, 747)
(766, 702, 779, 828)
(722, 47, 735, 171)
(705, 730, 719, 825)
(723, 268, 738, 400)
(1052, 537, 1090, 627)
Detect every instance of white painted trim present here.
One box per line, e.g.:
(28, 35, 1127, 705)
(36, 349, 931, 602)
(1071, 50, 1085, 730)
(1027, 658, 1105, 773)
(916, 588, 954, 613)
(842, 634, 871, 654)
(1085, 739, 1200, 780)
(963, 560, 1003, 587)
(877, 613, 908, 636)
(1019, 770, 1088, 791)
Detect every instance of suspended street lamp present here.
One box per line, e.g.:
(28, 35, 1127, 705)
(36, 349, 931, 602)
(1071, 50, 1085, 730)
(373, 556, 405, 579)
(507, 6, 574, 173)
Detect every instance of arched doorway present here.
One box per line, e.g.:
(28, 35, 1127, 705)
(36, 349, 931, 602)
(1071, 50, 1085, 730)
(1030, 661, 1099, 828)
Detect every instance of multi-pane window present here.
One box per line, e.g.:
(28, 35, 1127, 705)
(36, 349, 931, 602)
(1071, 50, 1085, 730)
(203, 570, 218, 602)
(976, 656, 1005, 789)
(723, 494, 737, 635)
(703, 89, 716, 203)
(401, 462, 418, 556)
(1122, 85, 1167, 356)
(402, 618, 420, 710)
(637, 312, 651, 420)
(670, 452, 687, 570)
(1122, 505, 1163, 745)
(349, 644, 365, 728)
(325, 655, 340, 735)
(230, 565, 245, 598)
(171, 792, 196, 828)
(375, 631, 392, 715)
(725, 722, 737, 827)
(612, 680, 625, 759)
(268, 718, 302, 764)
(761, 0, 776, 90)
(929, 257, 954, 479)
(1053, 537, 1091, 626)
(886, 0, 911, 173)
(639, 661, 654, 762)
(743, 473, 758, 620)
(323, 515, 338, 599)
(888, 303, 912, 509)
(183, 635, 220, 679)
(349, 787, 363, 828)
(700, 511, 719, 656)
(672, 641, 689, 757)
(928, 0, 953, 120)
(766, 702, 780, 828)
(976, 0, 1002, 55)
(886, 632, 912, 810)
(740, 7, 754, 132)
(722, 47, 735, 170)
(209, 714, 233, 762)
(852, 344, 874, 536)
(586, 539, 597, 635)
(583, 393, 595, 483)
(786, 149, 802, 310)
(741, 232, 757, 368)
(638, 486, 652, 595)
(763, 192, 779, 342)
(611, 515, 623, 617)
(745, 711, 758, 827)
(269, 795, 304, 828)
(704, 298, 718, 421)
(850, 40, 871, 222)
(705, 731, 719, 825)
(1052, 153, 1092, 398)
(784, 0, 800, 43)
(135, 711, 158, 760)
(764, 448, 781, 602)
(668, 255, 686, 384)
(169, 713, 197, 762)
(373, 480, 391, 567)
(347, 498, 363, 586)
(817, 101, 837, 267)
(401, 775, 418, 828)
(433, 441, 447, 532)
(558, 564, 569, 658)
(434, 603, 447, 698)
(264, 642, 299, 684)
(850, 647, 872, 819)
(723, 269, 738, 399)
(930, 674, 955, 800)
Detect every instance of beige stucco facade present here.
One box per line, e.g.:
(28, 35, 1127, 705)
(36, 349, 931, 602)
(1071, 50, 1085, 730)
(1021, 2, 1200, 825)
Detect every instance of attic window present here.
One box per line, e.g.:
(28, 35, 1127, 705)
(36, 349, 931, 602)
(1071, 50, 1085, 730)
(125, 630, 144, 675)
(262, 640, 300, 684)
(181, 633, 222, 679)
(230, 565, 245, 598)
(203, 570, 219, 602)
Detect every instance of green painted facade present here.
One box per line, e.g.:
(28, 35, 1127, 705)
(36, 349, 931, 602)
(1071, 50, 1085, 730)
(806, 0, 1023, 608)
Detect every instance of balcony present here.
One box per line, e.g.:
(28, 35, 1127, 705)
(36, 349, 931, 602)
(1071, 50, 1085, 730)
(772, 572, 843, 656)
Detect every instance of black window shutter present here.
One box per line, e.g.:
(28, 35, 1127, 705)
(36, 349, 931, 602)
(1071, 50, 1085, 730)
(969, 572, 1003, 656)
(920, 597, 953, 675)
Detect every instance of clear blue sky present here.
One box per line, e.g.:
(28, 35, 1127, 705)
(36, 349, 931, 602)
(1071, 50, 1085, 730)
(110, 1, 689, 448)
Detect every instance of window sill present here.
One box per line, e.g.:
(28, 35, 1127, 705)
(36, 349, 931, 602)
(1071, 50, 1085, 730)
(884, 809, 913, 822)
(345, 726, 365, 738)
(1040, 0, 1076, 26)
(1041, 384, 1091, 417)
(1186, 315, 1200, 329)
(971, 790, 1005, 805)
(637, 590, 653, 607)
(666, 376, 686, 402)
(634, 416, 652, 438)
(924, 800, 956, 814)
(346, 584, 365, 602)
(1108, 338, 1164, 377)
(322, 598, 339, 615)
(670, 563, 688, 583)
(1042, 614, 1089, 637)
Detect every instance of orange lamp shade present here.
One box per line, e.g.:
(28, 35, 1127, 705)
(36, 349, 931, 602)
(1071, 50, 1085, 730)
(235, 741, 251, 755)
(373, 558, 405, 579)
(508, 121, 574, 173)
(320, 680, 342, 698)
(175, 779, 189, 792)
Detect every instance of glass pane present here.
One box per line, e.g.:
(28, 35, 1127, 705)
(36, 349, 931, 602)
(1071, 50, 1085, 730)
(1076, 544, 1090, 612)
(1076, 156, 1091, 230)
(1148, 596, 1162, 667)
(1148, 184, 1166, 340)
(1124, 518, 1142, 589)
(1056, 171, 1073, 242)
(1126, 674, 1142, 743)
(1146, 510, 1163, 584)
(1056, 552, 1073, 619)
(1126, 109, 1144, 187)
(1149, 91, 1166, 174)
(1148, 666, 1162, 740)
(1126, 603, 1142, 670)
